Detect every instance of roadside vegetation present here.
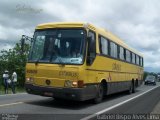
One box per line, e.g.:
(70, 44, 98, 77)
(143, 71, 159, 80)
(0, 39, 30, 94)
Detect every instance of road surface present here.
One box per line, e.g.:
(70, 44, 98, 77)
(0, 82, 160, 120)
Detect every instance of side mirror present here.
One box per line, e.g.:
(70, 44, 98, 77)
(21, 35, 33, 54)
(87, 56, 94, 65)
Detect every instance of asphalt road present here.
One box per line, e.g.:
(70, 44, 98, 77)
(0, 82, 160, 120)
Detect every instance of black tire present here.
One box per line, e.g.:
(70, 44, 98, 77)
(132, 81, 135, 93)
(128, 83, 133, 94)
(128, 81, 135, 94)
(94, 84, 104, 104)
(135, 80, 138, 88)
(53, 97, 62, 101)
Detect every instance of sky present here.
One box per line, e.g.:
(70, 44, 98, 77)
(0, 0, 160, 72)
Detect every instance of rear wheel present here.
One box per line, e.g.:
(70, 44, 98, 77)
(128, 83, 133, 94)
(132, 81, 135, 93)
(135, 80, 138, 87)
(94, 84, 104, 104)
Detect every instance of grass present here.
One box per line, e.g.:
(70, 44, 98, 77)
(0, 85, 26, 95)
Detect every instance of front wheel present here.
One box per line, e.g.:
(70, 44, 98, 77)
(94, 84, 104, 104)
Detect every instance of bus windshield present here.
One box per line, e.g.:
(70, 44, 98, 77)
(28, 29, 86, 64)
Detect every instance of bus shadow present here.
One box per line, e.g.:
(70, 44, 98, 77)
(25, 90, 140, 110)
(25, 98, 94, 110)
(103, 89, 140, 102)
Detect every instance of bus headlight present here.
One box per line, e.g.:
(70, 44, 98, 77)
(72, 80, 84, 87)
(64, 80, 84, 88)
(26, 77, 34, 83)
(72, 81, 78, 87)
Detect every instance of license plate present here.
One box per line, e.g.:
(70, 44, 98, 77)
(44, 92, 53, 96)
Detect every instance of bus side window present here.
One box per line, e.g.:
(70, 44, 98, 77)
(87, 31, 96, 65)
(140, 57, 143, 66)
(142, 57, 144, 66)
(99, 36, 109, 55)
(136, 55, 139, 65)
(110, 42, 118, 58)
(119, 47, 125, 60)
(132, 53, 136, 64)
(126, 50, 131, 62)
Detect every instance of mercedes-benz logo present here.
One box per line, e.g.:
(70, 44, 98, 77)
(46, 79, 51, 85)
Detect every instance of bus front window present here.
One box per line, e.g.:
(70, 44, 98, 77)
(29, 29, 86, 65)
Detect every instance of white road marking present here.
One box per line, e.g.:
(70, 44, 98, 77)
(0, 102, 24, 107)
(81, 85, 160, 120)
(0, 93, 27, 96)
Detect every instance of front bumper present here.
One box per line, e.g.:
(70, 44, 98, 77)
(25, 83, 97, 101)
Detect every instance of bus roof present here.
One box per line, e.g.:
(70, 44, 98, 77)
(36, 22, 143, 57)
(36, 22, 85, 29)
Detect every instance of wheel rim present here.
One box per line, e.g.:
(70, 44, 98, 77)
(94, 84, 104, 103)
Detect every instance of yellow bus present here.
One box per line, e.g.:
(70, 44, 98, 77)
(25, 22, 143, 103)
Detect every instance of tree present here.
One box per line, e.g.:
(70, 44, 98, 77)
(143, 71, 149, 80)
(0, 41, 30, 87)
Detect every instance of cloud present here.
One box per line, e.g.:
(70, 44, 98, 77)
(114, 22, 160, 51)
(0, 0, 160, 72)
